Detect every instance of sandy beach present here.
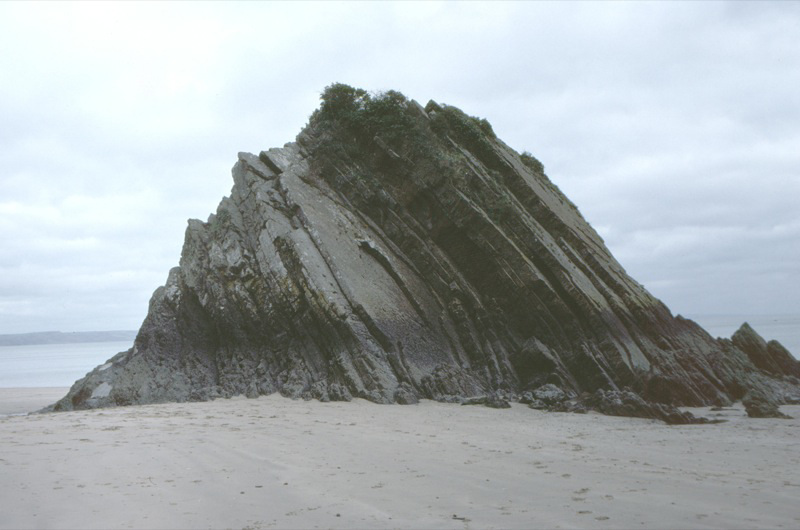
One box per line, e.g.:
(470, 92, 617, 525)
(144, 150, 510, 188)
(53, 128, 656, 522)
(0, 387, 70, 417)
(1, 390, 799, 530)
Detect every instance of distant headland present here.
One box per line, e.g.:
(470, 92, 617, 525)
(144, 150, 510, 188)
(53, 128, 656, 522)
(0, 330, 137, 347)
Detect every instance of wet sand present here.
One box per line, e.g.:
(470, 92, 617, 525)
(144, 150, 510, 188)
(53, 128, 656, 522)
(1, 390, 798, 529)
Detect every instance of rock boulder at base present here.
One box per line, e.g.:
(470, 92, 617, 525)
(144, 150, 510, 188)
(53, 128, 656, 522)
(50, 84, 800, 420)
(532, 384, 569, 405)
(461, 394, 512, 409)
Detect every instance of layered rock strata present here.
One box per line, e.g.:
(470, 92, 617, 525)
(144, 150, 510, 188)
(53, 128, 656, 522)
(52, 86, 800, 413)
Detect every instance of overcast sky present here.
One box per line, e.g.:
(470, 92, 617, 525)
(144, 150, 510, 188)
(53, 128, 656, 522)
(1, 1, 798, 339)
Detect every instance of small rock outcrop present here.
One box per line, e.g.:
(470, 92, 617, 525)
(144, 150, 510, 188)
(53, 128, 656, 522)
(742, 389, 793, 419)
(49, 84, 800, 421)
(564, 389, 707, 425)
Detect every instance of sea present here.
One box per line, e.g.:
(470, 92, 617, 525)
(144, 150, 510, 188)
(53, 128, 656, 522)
(0, 341, 132, 388)
(0, 315, 797, 388)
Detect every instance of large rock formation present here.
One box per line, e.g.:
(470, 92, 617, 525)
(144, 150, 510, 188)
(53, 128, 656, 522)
(51, 84, 800, 413)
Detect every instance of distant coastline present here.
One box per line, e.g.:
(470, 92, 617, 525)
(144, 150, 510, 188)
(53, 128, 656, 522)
(0, 330, 137, 347)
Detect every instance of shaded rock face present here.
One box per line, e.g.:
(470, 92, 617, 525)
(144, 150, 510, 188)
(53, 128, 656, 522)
(52, 85, 800, 413)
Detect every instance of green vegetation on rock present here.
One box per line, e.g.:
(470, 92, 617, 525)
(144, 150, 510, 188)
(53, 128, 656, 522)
(316, 83, 416, 146)
(427, 102, 504, 171)
(520, 151, 545, 174)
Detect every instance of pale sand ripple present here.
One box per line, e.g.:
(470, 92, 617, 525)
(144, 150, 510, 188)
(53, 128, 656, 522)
(0, 387, 69, 416)
(1, 393, 799, 529)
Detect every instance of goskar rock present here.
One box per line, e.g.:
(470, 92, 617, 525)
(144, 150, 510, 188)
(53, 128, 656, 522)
(50, 84, 800, 418)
